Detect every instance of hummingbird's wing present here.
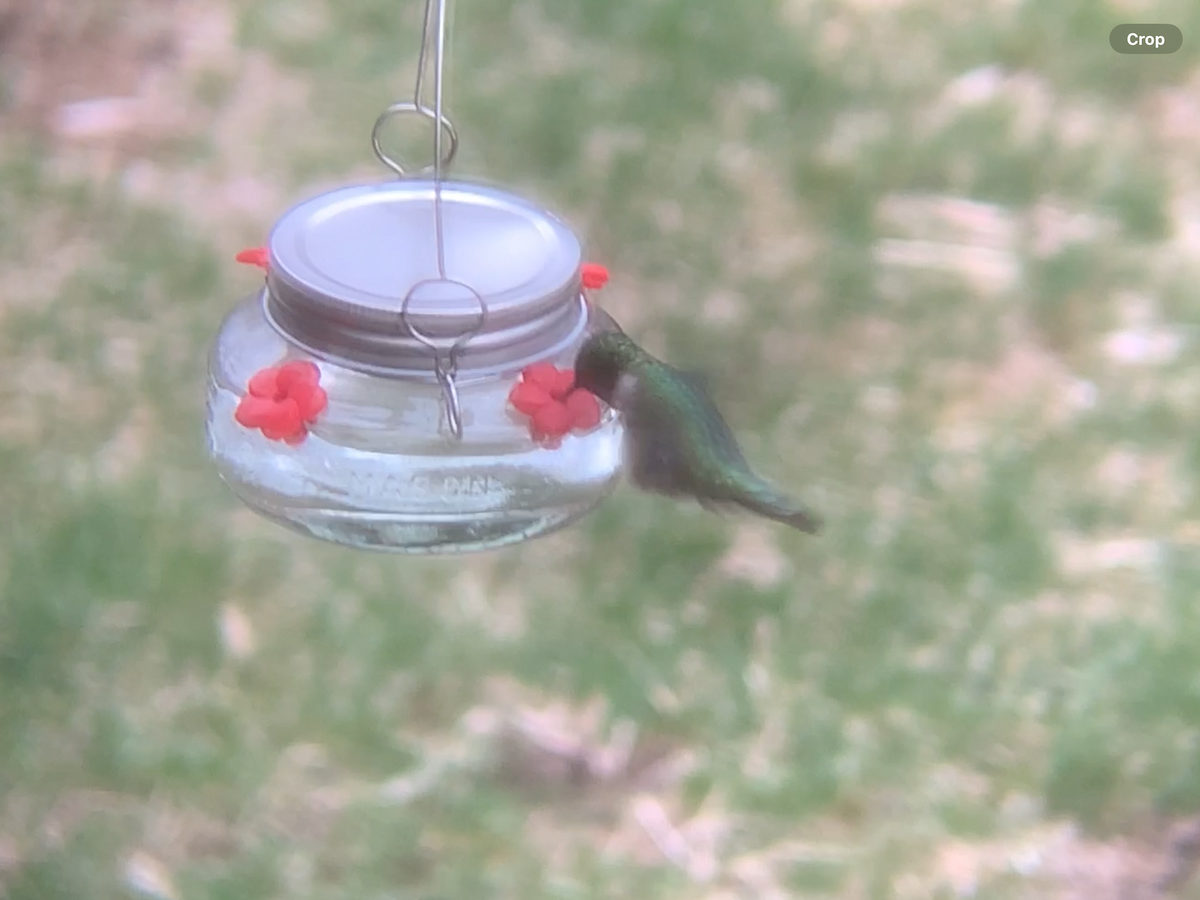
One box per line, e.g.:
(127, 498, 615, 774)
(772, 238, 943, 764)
(623, 411, 689, 495)
(620, 375, 687, 495)
(674, 370, 748, 465)
(620, 367, 748, 496)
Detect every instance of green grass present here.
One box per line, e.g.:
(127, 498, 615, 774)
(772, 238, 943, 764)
(2, 0, 1200, 896)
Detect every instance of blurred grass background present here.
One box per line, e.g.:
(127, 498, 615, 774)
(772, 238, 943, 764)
(3, 0, 1200, 897)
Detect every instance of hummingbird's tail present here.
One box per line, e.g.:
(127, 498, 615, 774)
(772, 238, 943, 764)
(729, 477, 821, 534)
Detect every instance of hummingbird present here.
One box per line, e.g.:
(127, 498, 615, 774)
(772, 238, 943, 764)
(571, 329, 820, 534)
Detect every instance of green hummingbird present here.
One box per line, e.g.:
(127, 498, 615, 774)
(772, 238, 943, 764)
(571, 329, 820, 534)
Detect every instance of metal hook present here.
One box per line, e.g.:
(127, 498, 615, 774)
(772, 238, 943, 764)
(400, 278, 488, 440)
(434, 362, 464, 438)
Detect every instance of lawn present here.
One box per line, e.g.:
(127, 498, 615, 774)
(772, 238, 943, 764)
(3, 0, 1200, 897)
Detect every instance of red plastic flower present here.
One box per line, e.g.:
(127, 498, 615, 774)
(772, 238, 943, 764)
(236, 246, 269, 270)
(580, 262, 609, 290)
(234, 360, 327, 445)
(508, 361, 602, 447)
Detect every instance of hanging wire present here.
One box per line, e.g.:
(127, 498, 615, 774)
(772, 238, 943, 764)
(370, 0, 459, 178)
(426, 0, 448, 278)
(372, 0, 486, 440)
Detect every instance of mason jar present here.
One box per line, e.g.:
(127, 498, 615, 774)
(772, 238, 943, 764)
(205, 179, 623, 553)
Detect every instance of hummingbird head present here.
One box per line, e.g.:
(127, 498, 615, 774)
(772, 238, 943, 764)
(570, 330, 640, 405)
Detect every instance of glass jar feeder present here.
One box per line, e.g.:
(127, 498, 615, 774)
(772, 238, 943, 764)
(206, 179, 624, 553)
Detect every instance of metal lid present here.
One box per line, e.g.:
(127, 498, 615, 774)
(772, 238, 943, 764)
(263, 180, 585, 376)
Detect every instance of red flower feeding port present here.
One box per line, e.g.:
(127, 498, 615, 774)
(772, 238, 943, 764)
(234, 360, 328, 445)
(580, 263, 609, 290)
(235, 247, 269, 270)
(508, 362, 601, 448)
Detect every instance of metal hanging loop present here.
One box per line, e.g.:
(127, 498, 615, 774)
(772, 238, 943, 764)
(370, 101, 458, 178)
(372, 0, 459, 179)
